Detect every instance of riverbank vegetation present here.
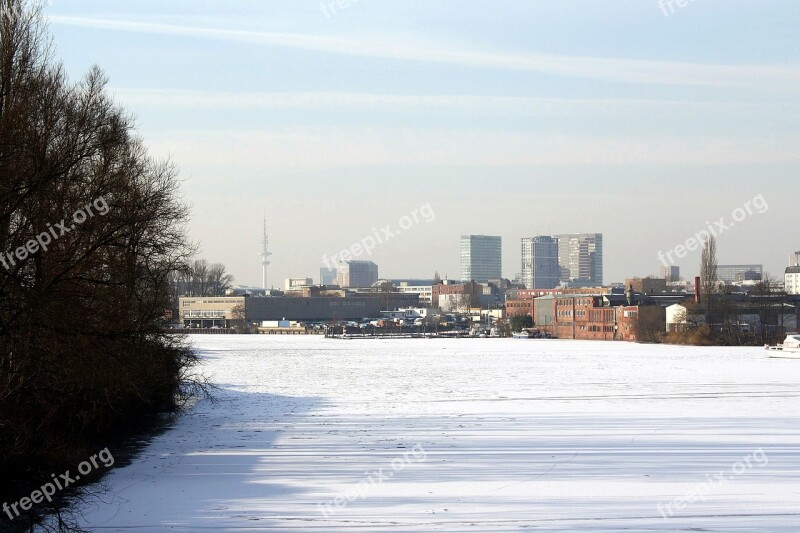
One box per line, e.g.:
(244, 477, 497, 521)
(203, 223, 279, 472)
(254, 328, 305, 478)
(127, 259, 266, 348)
(0, 2, 203, 530)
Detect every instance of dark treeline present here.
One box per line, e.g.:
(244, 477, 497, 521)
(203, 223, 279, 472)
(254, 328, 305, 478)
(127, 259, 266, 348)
(172, 259, 234, 298)
(0, 1, 201, 530)
(664, 281, 791, 346)
(662, 237, 791, 346)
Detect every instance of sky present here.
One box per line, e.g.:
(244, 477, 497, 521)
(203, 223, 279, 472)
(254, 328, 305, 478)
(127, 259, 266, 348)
(44, 0, 800, 287)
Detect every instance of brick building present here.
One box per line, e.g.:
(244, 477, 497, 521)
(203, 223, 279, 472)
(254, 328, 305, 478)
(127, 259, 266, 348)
(432, 281, 483, 309)
(526, 294, 645, 342)
(552, 296, 618, 341)
(506, 298, 537, 318)
(616, 306, 640, 342)
(505, 288, 563, 318)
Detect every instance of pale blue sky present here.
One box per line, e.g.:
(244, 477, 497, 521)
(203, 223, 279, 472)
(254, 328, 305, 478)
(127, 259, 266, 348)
(46, 1, 800, 286)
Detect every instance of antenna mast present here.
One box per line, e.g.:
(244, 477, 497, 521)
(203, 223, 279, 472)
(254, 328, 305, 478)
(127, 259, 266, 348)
(261, 214, 272, 290)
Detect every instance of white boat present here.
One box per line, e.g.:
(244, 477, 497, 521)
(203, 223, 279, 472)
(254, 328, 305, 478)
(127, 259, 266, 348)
(513, 329, 551, 339)
(766, 333, 800, 359)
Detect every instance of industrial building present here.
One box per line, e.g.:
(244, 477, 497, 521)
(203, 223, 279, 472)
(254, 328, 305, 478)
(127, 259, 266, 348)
(180, 292, 420, 328)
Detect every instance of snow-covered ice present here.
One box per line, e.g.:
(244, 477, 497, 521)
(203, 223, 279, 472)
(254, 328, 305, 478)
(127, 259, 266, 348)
(76, 336, 800, 531)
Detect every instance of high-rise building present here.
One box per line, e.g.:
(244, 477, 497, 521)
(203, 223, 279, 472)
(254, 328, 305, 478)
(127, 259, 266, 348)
(460, 235, 502, 283)
(555, 233, 603, 286)
(337, 260, 378, 288)
(521, 236, 560, 289)
(660, 265, 680, 282)
(790, 252, 800, 267)
(717, 264, 762, 284)
(320, 267, 338, 286)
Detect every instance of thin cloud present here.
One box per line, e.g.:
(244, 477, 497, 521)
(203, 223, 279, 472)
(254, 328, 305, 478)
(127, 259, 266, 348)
(51, 15, 800, 89)
(110, 88, 799, 113)
(142, 127, 800, 169)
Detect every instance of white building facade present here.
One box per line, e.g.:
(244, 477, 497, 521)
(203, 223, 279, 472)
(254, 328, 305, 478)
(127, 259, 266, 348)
(397, 283, 433, 306)
(786, 267, 800, 295)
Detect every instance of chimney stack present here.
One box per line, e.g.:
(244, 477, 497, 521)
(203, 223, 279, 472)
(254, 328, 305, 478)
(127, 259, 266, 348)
(694, 276, 701, 304)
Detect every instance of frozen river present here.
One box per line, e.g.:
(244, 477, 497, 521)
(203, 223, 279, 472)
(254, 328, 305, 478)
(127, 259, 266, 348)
(77, 336, 800, 531)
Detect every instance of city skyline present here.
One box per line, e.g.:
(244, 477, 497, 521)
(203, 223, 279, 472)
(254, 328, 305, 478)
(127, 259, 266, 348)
(252, 219, 788, 289)
(44, 1, 800, 286)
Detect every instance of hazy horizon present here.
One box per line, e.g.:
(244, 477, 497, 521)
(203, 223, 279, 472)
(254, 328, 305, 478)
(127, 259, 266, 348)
(47, 1, 800, 287)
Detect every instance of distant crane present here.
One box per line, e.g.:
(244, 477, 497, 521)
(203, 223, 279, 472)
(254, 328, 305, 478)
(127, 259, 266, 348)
(261, 215, 272, 290)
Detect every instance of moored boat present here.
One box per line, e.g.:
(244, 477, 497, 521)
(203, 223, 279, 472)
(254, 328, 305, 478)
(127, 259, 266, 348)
(513, 328, 551, 339)
(766, 333, 800, 359)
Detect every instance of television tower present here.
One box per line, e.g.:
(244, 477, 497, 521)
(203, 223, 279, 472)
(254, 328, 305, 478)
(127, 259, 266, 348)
(261, 215, 272, 290)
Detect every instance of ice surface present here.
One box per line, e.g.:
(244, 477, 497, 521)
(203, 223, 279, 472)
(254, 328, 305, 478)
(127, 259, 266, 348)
(75, 336, 800, 531)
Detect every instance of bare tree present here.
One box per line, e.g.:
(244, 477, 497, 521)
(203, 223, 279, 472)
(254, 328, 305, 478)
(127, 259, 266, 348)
(716, 287, 742, 345)
(207, 263, 234, 296)
(454, 281, 481, 313)
(456, 291, 474, 313)
(635, 306, 666, 344)
(190, 258, 209, 296)
(0, 2, 202, 528)
(231, 303, 248, 333)
(751, 273, 782, 345)
(700, 236, 718, 322)
(495, 318, 512, 338)
(176, 259, 232, 297)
